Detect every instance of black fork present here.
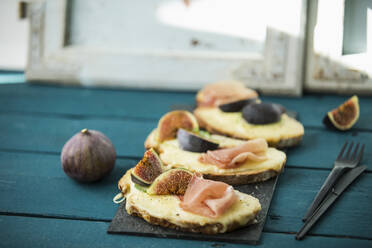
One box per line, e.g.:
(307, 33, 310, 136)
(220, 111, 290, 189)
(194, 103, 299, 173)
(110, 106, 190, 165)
(303, 141, 365, 221)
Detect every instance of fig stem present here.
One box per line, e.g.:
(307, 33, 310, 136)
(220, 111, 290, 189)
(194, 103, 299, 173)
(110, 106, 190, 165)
(81, 128, 89, 134)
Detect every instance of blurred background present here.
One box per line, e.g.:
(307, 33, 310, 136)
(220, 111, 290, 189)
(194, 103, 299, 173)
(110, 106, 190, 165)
(1, 0, 371, 95)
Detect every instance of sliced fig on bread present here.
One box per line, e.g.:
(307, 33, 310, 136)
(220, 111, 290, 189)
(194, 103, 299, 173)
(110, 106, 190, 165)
(157, 111, 199, 142)
(131, 148, 164, 186)
(219, 98, 258, 112)
(242, 102, 282, 125)
(147, 168, 193, 195)
(177, 129, 219, 153)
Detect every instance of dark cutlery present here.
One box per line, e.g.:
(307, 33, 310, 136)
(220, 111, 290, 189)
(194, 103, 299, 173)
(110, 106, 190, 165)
(296, 165, 367, 240)
(303, 141, 365, 221)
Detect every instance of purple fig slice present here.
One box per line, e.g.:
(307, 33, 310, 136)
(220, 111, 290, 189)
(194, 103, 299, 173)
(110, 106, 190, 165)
(242, 102, 282, 125)
(147, 169, 193, 195)
(219, 98, 258, 112)
(131, 148, 164, 185)
(177, 129, 219, 153)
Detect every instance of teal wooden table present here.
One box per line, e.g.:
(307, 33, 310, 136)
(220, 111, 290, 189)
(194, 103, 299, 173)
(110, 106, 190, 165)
(1, 75, 371, 247)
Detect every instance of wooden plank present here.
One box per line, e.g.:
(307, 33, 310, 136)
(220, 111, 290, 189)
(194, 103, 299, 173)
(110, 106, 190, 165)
(265, 167, 372, 238)
(1, 83, 372, 129)
(0, 151, 371, 238)
(1, 215, 371, 248)
(263, 94, 372, 130)
(0, 113, 155, 158)
(1, 114, 371, 169)
(286, 128, 372, 169)
(0, 152, 134, 221)
(0, 83, 195, 120)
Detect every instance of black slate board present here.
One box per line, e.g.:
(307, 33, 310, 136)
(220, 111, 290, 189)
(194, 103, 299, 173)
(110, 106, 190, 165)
(107, 176, 279, 245)
(108, 105, 297, 244)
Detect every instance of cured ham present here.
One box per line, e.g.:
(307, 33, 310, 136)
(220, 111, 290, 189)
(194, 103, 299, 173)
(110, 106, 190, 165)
(180, 175, 237, 218)
(199, 138, 268, 169)
(199, 81, 258, 107)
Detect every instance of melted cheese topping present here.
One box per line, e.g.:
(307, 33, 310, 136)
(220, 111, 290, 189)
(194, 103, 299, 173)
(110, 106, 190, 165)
(125, 181, 261, 232)
(195, 108, 304, 143)
(159, 140, 286, 175)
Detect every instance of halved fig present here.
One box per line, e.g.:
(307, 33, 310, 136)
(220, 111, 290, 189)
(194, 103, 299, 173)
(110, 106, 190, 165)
(131, 148, 164, 186)
(147, 169, 193, 195)
(177, 129, 219, 153)
(242, 102, 282, 125)
(323, 95, 359, 131)
(219, 98, 258, 112)
(157, 111, 199, 142)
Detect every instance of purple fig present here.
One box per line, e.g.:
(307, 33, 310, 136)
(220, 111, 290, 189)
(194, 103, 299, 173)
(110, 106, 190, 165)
(61, 129, 116, 182)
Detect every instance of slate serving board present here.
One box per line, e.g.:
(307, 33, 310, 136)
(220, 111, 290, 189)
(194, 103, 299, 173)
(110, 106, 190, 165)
(107, 176, 279, 245)
(108, 105, 297, 244)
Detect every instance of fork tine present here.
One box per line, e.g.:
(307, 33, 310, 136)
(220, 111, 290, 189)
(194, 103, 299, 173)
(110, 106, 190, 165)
(337, 141, 348, 160)
(351, 142, 360, 159)
(356, 144, 365, 163)
(345, 142, 354, 159)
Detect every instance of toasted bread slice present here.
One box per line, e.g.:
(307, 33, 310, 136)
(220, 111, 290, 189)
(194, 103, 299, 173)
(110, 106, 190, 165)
(194, 107, 304, 148)
(118, 169, 261, 234)
(145, 129, 286, 185)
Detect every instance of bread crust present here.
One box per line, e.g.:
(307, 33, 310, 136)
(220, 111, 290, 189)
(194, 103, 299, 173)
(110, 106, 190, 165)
(194, 107, 303, 148)
(127, 205, 257, 234)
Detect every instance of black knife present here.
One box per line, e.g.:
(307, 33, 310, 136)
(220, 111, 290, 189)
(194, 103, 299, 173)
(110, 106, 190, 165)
(296, 165, 367, 240)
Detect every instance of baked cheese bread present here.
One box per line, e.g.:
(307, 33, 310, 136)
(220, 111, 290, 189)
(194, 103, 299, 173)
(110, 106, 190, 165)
(118, 169, 262, 234)
(145, 129, 286, 185)
(194, 107, 304, 148)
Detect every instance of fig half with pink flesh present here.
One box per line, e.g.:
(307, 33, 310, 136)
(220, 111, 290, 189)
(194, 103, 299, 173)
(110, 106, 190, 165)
(323, 95, 359, 131)
(147, 169, 193, 195)
(131, 148, 164, 186)
(157, 111, 199, 142)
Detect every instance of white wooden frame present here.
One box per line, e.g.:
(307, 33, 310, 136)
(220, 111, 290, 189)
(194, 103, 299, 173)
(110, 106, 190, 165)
(305, 0, 372, 94)
(26, 0, 307, 96)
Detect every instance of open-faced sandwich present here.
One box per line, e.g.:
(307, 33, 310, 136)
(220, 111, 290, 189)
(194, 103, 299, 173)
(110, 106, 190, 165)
(194, 80, 304, 148)
(145, 111, 286, 185)
(114, 150, 261, 234)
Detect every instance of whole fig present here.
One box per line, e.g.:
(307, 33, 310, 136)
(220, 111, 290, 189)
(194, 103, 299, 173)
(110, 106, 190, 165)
(61, 129, 116, 182)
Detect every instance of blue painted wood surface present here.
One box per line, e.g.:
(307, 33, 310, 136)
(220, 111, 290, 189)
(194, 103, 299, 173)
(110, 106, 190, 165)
(0, 79, 371, 247)
(2, 216, 371, 248)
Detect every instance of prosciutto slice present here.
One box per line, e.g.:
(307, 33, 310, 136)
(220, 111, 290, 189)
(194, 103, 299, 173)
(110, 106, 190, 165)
(180, 175, 237, 218)
(199, 138, 268, 169)
(199, 81, 258, 107)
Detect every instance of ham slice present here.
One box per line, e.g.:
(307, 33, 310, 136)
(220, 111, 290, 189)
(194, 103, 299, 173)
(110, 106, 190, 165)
(199, 138, 268, 168)
(180, 175, 237, 218)
(199, 81, 258, 107)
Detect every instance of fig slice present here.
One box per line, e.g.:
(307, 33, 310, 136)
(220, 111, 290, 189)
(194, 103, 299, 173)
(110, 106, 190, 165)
(131, 148, 164, 186)
(323, 95, 359, 131)
(157, 111, 199, 142)
(219, 98, 258, 112)
(147, 169, 193, 195)
(131, 173, 151, 187)
(177, 128, 219, 153)
(242, 102, 282, 125)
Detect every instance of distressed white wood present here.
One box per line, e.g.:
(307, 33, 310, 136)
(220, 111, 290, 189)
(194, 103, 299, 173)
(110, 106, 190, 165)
(26, 0, 307, 96)
(305, 0, 372, 94)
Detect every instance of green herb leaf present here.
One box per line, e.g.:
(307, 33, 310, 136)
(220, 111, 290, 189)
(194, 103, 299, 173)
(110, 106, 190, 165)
(134, 184, 148, 193)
